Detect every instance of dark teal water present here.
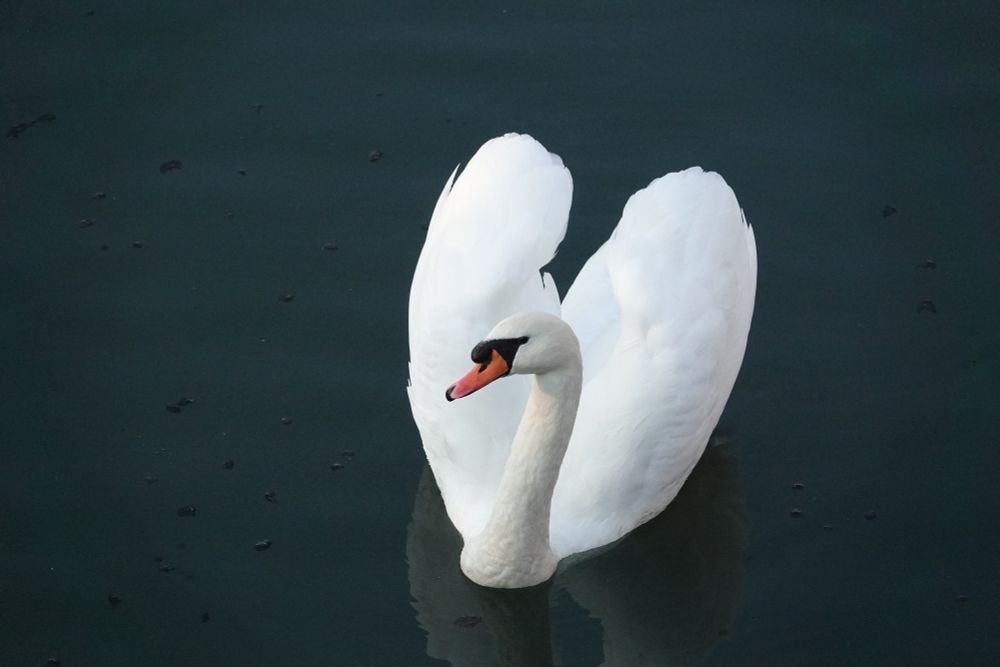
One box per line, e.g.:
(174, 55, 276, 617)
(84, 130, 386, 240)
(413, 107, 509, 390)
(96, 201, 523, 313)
(3, 2, 998, 665)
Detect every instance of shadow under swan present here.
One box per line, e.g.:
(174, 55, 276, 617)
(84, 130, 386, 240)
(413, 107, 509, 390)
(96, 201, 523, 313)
(406, 437, 747, 666)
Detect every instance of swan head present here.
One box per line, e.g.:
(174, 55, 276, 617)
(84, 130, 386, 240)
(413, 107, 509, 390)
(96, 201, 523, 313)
(446, 312, 579, 401)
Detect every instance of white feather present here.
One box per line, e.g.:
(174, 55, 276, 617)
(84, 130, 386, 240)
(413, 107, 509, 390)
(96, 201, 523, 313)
(407, 134, 572, 537)
(407, 134, 756, 561)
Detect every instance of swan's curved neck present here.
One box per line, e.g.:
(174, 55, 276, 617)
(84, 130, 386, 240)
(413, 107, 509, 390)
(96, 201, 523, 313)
(461, 359, 582, 588)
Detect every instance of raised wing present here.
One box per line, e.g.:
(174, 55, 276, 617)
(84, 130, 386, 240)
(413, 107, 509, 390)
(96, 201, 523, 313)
(552, 167, 757, 556)
(407, 134, 573, 539)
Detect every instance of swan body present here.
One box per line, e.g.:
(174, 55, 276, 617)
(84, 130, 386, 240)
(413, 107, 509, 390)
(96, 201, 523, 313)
(407, 134, 756, 588)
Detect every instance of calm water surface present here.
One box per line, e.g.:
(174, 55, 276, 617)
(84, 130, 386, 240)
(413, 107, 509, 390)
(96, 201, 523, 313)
(2, 2, 998, 665)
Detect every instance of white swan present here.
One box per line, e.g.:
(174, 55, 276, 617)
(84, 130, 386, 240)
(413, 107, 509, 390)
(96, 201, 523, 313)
(407, 133, 756, 588)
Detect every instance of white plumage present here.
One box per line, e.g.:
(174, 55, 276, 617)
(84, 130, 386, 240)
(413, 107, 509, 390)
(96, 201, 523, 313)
(407, 133, 756, 580)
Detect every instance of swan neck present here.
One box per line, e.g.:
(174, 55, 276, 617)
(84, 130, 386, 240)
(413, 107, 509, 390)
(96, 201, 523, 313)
(461, 357, 582, 588)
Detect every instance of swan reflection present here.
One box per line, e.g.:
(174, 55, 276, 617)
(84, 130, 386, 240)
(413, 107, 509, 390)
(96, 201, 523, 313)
(407, 438, 746, 666)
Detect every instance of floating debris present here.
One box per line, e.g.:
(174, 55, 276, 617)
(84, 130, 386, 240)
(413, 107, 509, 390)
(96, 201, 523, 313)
(822, 524, 833, 531)
(78, 218, 95, 228)
(789, 508, 803, 518)
(863, 510, 878, 520)
(323, 242, 339, 251)
(916, 300, 937, 314)
(279, 291, 294, 303)
(159, 159, 183, 174)
(792, 482, 805, 490)
(201, 612, 211, 623)
(341, 450, 355, 458)
(223, 459, 235, 470)
(253, 539, 272, 551)
(176, 505, 197, 518)
(107, 593, 122, 606)
(131, 241, 144, 249)
(6, 112, 55, 138)
(882, 204, 897, 217)
(368, 149, 383, 162)
(225, 211, 234, 219)
(329, 463, 343, 471)
(159, 563, 176, 573)
(263, 491, 277, 503)
(280, 416, 293, 426)
(454, 615, 482, 628)
(7, 123, 31, 138)
(166, 397, 194, 413)
(916, 260, 937, 269)
(45, 659, 61, 667)
(91, 191, 107, 200)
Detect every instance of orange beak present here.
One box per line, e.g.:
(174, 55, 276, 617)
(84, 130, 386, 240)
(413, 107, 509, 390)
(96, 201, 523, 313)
(446, 349, 510, 401)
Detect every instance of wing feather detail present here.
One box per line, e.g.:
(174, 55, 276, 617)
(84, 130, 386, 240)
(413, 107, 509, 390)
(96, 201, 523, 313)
(407, 134, 573, 537)
(553, 167, 756, 556)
